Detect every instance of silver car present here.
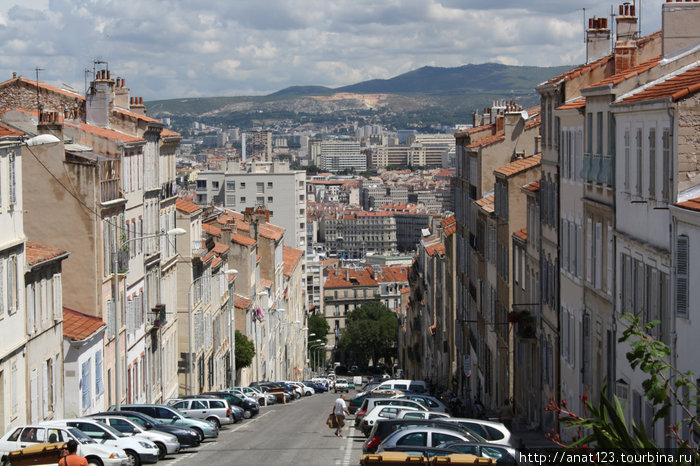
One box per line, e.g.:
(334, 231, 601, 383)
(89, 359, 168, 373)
(441, 418, 514, 447)
(168, 398, 234, 428)
(90, 414, 180, 459)
(377, 426, 473, 451)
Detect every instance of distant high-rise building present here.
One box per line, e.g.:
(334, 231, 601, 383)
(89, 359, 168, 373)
(320, 140, 366, 172)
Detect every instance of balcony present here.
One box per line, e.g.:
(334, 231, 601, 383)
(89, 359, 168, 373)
(100, 178, 122, 203)
(580, 153, 591, 181)
(589, 154, 601, 183)
(600, 156, 614, 186)
(160, 181, 177, 200)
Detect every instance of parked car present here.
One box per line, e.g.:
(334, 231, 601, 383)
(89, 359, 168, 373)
(374, 379, 429, 394)
(394, 394, 450, 413)
(303, 381, 327, 393)
(230, 387, 271, 405)
(88, 414, 181, 459)
(286, 382, 314, 396)
(436, 441, 519, 465)
(205, 392, 259, 419)
(354, 398, 428, 428)
(91, 411, 201, 449)
(363, 419, 482, 454)
(442, 418, 514, 447)
(334, 379, 349, 393)
(359, 405, 421, 436)
(376, 426, 475, 451)
(171, 395, 245, 422)
(398, 410, 451, 420)
(167, 398, 234, 428)
(0, 424, 129, 466)
(112, 404, 219, 442)
(43, 419, 160, 466)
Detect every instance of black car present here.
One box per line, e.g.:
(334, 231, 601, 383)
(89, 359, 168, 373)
(205, 391, 260, 418)
(362, 419, 481, 454)
(90, 411, 201, 448)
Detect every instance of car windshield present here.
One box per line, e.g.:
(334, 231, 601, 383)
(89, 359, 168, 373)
(67, 428, 96, 444)
(129, 413, 160, 426)
(99, 422, 127, 438)
(127, 416, 149, 428)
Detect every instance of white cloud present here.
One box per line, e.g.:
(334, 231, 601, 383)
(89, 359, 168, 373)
(0, 0, 666, 99)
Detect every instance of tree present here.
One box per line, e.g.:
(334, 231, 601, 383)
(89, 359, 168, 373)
(234, 330, 255, 370)
(338, 301, 398, 367)
(308, 315, 330, 371)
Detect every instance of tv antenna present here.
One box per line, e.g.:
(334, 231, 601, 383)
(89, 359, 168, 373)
(35, 66, 44, 114)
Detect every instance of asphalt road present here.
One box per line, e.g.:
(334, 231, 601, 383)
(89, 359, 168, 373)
(159, 390, 363, 466)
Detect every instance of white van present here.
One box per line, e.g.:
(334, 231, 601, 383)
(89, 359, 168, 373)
(374, 379, 429, 394)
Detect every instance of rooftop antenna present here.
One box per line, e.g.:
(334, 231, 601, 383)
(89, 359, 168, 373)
(35, 66, 44, 114)
(610, 5, 617, 50)
(637, 0, 641, 37)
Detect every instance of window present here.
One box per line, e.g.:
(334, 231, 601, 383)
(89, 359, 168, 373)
(256, 196, 264, 206)
(267, 196, 273, 203)
(608, 113, 616, 156)
(212, 181, 219, 189)
(196, 180, 206, 189)
(624, 129, 630, 192)
(226, 181, 235, 191)
(676, 235, 689, 318)
(662, 129, 671, 202)
(7, 255, 17, 313)
(648, 128, 656, 199)
(267, 182, 273, 188)
(240, 196, 246, 203)
(596, 112, 603, 155)
(636, 128, 643, 196)
(256, 182, 264, 194)
(587, 113, 593, 153)
(240, 182, 246, 189)
(95, 350, 104, 395)
(9, 152, 16, 207)
(397, 432, 427, 446)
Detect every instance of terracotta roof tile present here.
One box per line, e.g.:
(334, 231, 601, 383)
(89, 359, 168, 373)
(26, 241, 69, 267)
(0, 122, 24, 138)
(260, 278, 273, 289)
(176, 198, 202, 214)
(212, 241, 229, 254)
(203, 223, 222, 237)
(161, 128, 181, 138)
(234, 294, 252, 310)
(494, 154, 542, 178)
(64, 121, 144, 144)
(455, 123, 495, 136)
(556, 98, 586, 110)
(522, 180, 541, 192)
(513, 228, 528, 241)
(63, 307, 105, 341)
(401, 286, 410, 295)
(476, 194, 495, 213)
(283, 246, 304, 277)
(587, 56, 661, 88)
(211, 256, 222, 268)
(618, 64, 700, 104)
(425, 242, 446, 257)
(675, 197, 700, 212)
(2, 76, 85, 100)
(467, 131, 505, 149)
(441, 215, 457, 237)
(258, 223, 285, 241)
(231, 232, 256, 247)
(113, 107, 163, 124)
(539, 54, 614, 88)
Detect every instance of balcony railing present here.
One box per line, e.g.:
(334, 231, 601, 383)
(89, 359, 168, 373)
(101, 178, 122, 203)
(600, 156, 613, 186)
(580, 153, 591, 181)
(582, 153, 614, 187)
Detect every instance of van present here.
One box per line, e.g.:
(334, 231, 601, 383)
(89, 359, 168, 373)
(375, 379, 429, 394)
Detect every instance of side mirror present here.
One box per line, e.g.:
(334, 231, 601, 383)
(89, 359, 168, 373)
(102, 432, 112, 440)
(144, 423, 153, 429)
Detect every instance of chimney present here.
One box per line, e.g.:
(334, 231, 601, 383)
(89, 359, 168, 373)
(614, 3, 639, 73)
(504, 103, 524, 141)
(662, 0, 700, 59)
(130, 96, 146, 115)
(37, 110, 64, 143)
(86, 67, 115, 128)
(586, 16, 611, 63)
(114, 76, 131, 110)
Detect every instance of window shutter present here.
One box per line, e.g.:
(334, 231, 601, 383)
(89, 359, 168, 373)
(30, 369, 38, 423)
(676, 235, 689, 317)
(42, 361, 49, 418)
(96, 350, 104, 395)
(81, 360, 91, 411)
(9, 152, 16, 206)
(595, 222, 603, 290)
(0, 260, 4, 315)
(607, 226, 614, 295)
(54, 275, 62, 320)
(562, 220, 569, 273)
(8, 257, 14, 312)
(586, 219, 592, 284)
(53, 354, 59, 410)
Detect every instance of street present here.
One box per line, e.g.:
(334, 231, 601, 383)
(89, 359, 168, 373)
(159, 391, 362, 466)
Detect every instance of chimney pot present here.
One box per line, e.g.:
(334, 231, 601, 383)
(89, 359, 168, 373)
(107, 70, 110, 80)
(620, 4, 624, 14)
(589, 18, 593, 28)
(630, 4, 635, 15)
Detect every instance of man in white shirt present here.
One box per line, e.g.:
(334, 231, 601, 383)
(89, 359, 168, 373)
(333, 393, 350, 437)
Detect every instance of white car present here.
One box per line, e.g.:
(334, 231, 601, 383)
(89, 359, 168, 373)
(89, 414, 180, 459)
(359, 405, 421, 436)
(0, 424, 128, 466)
(334, 379, 349, 393)
(286, 381, 314, 396)
(398, 410, 451, 420)
(441, 418, 514, 447)
(43, 419, 160, 466)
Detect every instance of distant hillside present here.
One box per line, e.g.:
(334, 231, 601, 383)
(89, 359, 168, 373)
(146, 62, 572, 129)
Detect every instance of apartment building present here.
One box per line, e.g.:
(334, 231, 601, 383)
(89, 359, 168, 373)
(319, 210, 398, 259)
(320, 140, 366, 172)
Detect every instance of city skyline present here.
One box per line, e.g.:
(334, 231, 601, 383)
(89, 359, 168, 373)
(0, 0, 662, 100)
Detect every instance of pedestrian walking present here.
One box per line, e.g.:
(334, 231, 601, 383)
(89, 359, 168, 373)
(499, 399, 515, 431)
(333, 393, 350, 437)
(59, 440, 88, 466)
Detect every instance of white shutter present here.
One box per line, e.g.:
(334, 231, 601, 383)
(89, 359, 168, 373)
(595, 222, 603, 290)
(676, 235, 689, 317)
(27, 283, 35, 334)
(42, 361, 49, 418)
(53, 354, 59, 410)
(586, 218, 592, 284)
(562, 220, 569, 274)
(54, 275, 62, 320)
(9, 152, 16, 206)
(30, 369, 38, 423)
(0, 260, 4, 315)
(607, 226, 614, 295)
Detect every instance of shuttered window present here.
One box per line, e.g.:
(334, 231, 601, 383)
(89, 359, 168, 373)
(95, 350, 104, 395)
(586, 218, 592, 284)
(676, 235, 689, 317)
(9, 152, 16, 207)
(81, 359, 91, 411)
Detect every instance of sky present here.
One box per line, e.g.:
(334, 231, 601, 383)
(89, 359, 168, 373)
(0, 0, 663, 101)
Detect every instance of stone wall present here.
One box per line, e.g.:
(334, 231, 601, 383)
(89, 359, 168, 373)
(678, 93, 700, 192)
(0, 79, 85, 119)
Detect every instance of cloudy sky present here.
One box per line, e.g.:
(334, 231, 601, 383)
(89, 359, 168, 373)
(0, 0, 663, 100)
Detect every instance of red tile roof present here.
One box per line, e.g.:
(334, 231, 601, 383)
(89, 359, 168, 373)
(587, 56, 661, 88)
(63, 307, 105, 341)
(64, 121, 144, 144)
(283, 246, 304, 277)
(539, 54, 614, 88)
(476, 194, 495, 213)
(441, 215, 456, 237)
(234, 294, 252, 310)
(325, 268, 379, 288)
(26, 241, 69, 267)
(211, 256, 222, 268)
(0, 76, 85, 100)
(467, 131, 505, 149)
(231, 232, 256, 247)
(0, 122, 24, 138)
(203, 223, 222, 237)
(455, 123, 495, 136)
(675, 197, 700, 212)
(618, 64, 700, 104)
(161, 128, 181, 138)
(556, 98, 586, 110)
(212, 241, 229, 254)
(494, 154, 542, 178)
(425, 242, 446, 257)
(258, 223, 285, 241)
(114, 107, 162, 124)
(513, 228, 528, 241)
(522, 180, 541, 192)
(176, 198, 201, 214)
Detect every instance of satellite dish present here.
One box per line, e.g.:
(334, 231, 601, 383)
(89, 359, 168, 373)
(520, 110, 529, 120)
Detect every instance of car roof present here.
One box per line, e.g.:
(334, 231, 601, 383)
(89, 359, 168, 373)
(443, 418, 507, 428)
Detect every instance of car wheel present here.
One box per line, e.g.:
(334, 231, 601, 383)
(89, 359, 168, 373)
(124, 449, 140, 466)
(305, 391, 312, 396)
(243, 409, 252, 419)
(86, 457, 103, 466)
(192, 427, 205, 442)
(207, 417, 221, 429)
(155, 442, 167, 460)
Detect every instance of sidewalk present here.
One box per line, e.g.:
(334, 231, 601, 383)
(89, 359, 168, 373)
(512, 427, 556, 449)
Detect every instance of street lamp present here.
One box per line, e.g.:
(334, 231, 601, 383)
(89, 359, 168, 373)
(188, 268, 237, 395)
(113, 227, 185, 410)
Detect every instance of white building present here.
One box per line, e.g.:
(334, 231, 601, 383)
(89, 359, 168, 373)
(320, 140, 366, 172)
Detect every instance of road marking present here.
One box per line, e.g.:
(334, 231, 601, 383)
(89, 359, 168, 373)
(342, 426, 355, 466)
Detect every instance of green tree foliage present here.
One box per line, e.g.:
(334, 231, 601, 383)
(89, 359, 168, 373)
(234, 330, 255, 369)
(308, 315, 330, 345)
(338, 301, 398, 367)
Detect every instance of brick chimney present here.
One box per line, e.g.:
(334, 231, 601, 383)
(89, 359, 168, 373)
(114, 77, 131, 110)
(86, 69, 114, 128)
(37, 110, 64, 142)
(614, 3, 639, 72)
(586, 16, 611, 63)
(130, 96, 146, 115)
(662, 0, 700, 59)
(504, 101, 524, 142)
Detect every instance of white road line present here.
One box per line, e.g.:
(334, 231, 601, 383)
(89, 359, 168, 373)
(342, 426, 355, 466)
